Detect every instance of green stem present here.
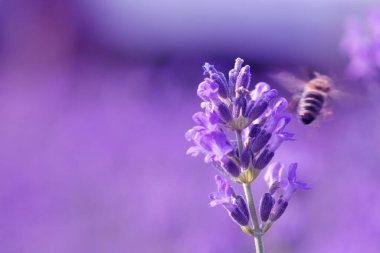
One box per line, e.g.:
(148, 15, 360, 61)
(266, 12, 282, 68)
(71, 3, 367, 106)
(235, 130, 265, 253)
(235, 130, 244, 155)
(243, 183, 264, 253)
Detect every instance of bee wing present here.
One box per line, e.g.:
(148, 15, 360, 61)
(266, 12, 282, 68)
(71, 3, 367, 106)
(269, 71, 306, 94)
(288, 93, 302, 113)
(329, 83, 366, 108)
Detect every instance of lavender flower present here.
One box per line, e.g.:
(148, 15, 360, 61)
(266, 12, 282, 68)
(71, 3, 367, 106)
(260, 162, 309, 223)
(186, 58, 308, 252)
(209, 176, 250, 226)
(186, 58, 294, 180)
(185, 111, 233, 163)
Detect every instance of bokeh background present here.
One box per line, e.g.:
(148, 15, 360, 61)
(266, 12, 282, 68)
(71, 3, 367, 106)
(0, 0, 380, 253)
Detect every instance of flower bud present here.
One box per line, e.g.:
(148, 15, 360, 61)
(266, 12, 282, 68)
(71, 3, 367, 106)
(236, 65, 251, 90)
(222, 158, 241, 177)
(210, 72, 229, 99)
(217, 103, 232, 123)
(230, 195, 250, 226)
(233, 95, 247, 118)
(228, 58, 244, 95)
(259, 193, 275, 222)
(251, 131, 272, 153)
(269, 199, 288, 222)
(246, 100, 268, 121)
(240, 148, 253, 169)
(203, 63, 229, 99)
(247, 89, 278, 120)
(268, 181, 281, 195)
(248, 124, 261, 139)
(254, 149, 274, 170)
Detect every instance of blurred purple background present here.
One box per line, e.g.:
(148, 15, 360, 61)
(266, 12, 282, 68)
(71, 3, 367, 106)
(0, 0, 379, 253)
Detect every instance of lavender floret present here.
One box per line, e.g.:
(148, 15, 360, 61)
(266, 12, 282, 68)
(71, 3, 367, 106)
(251, 131, 272, 153)
(240, 148, 253, 169)
(259, 193, 275, 222)
(217, 103, 232, 123)
(269, 199, 288, 222)
(246, 89, 278, 121)
(209, 176, 250, 226)
(236, 65, 251, 90)
(203, 63, 229, 98)
(264, 162, 309, 222)
(221, 158, 241, 178)
(248, 124, 261, 138)
(254, 149, 274, 170)
(233, 95, 247, 118)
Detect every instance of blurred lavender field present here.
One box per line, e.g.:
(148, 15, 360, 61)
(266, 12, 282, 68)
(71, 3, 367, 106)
(0, 1, 380, 253)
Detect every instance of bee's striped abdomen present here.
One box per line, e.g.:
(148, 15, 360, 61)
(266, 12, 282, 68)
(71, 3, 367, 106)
(298, 92, 325, 125)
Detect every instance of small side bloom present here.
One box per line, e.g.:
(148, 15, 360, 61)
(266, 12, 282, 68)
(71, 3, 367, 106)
(209, 175, 250, 226)
(260, 162, 309, 222)
(185, 126, 233, 163)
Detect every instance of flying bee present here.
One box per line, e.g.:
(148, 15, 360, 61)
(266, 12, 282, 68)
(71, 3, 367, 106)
(297, 73, 333, 124)
(271, 71, 337, 125)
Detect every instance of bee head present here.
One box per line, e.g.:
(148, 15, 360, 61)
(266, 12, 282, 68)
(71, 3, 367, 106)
(312, 73, 332, 93)
(315, 84, 331, 93)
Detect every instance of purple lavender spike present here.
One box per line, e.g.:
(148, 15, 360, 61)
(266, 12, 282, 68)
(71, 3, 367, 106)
(186, 59, 306, 242)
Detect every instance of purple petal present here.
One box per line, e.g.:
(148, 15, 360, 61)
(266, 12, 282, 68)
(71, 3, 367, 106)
(264, 162, 284, 187)
(254, 148, 274, 170)
(197, 78, 219, 101)
(185, 146, 202, 157)
(275, 115, 292, 133)
(221, 158, 241, 178)
(269, 199, 288, 222)
(250, 82, 270, 100)
(273, 97, 288, 115)
(288, 163, 310, 190)
(230, 195, 250, 226)
(259, 193, 275, 222)
(236, 65, 251, 90)
(217, 103, 232, 123)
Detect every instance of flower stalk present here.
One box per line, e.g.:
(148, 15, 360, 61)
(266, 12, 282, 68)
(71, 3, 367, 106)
(236, 129, 264, 252)
(185, 58, 309, 253)
(243, 183, 264, 253)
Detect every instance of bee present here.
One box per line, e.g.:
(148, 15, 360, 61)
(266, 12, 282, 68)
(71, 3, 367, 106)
(297, 73, 333, 124)
(271, 71, 336, 125)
